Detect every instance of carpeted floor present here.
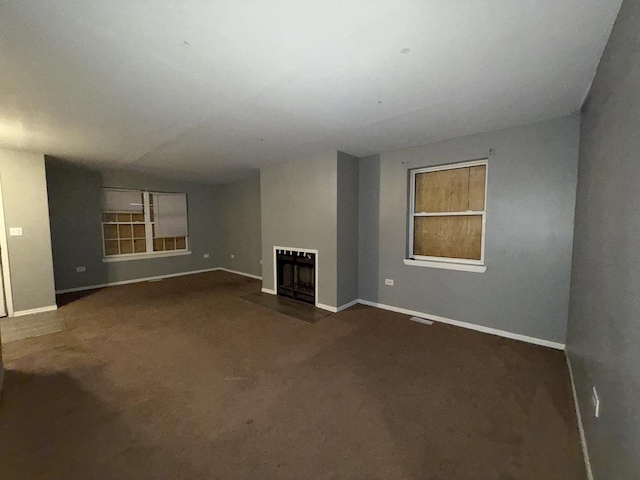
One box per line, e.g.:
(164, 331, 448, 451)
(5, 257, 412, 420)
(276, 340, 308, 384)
(0, 271, 585, 479)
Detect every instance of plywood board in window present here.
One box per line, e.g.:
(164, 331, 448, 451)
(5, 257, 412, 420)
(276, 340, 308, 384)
(103, 224, 118, 240)
(132, 213, 145, 223)
(133, 224, 146, 238)
(117, 213, 132, 222)
(118, 224, 132, 239)
(414, 215, 482, 260)
(105, 240, 119, 256)
(468, 165, 486, 211)
(153, 238, 164, 251)
(134, 239, 146, 253)
(175, 237, 186, 250)
(164, 238, 176, 251)
(415, 168, 470, 213)
(103, 213, 117, 222)
(119, 239, 134, 254)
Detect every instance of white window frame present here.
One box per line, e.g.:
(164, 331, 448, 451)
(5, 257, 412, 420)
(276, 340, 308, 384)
(101, 189, 191, 263)
(407, 158, 488, 272)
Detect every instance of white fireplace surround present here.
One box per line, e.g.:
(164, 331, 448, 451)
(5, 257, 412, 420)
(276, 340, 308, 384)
(264, 246, 321, 309)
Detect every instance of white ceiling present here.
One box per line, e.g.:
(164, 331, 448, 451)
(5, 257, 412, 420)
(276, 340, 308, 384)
(0, 1, 621, 184)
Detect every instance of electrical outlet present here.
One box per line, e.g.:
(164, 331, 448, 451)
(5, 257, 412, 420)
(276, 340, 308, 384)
(231, 254, 234, 259)
(203, 254, 210, 259)
(260, 259, 262, 264)
(385, 278, 394, 286)
(9, 227, 22, 236)
(76, 266, 86, 273)
(592, 386, 600, 418)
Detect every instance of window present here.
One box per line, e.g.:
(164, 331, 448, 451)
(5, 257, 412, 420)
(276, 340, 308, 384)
(408, 159, 487, 270)
(101, 189, 189, 261)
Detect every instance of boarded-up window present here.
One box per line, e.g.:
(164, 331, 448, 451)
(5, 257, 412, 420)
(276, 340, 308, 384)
(410, 161, 487, 263)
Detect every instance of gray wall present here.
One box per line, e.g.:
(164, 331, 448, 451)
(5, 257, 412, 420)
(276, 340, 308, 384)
(359, 115, 580, 344)
(336, 152, 359, 306)
(219, 172, 262, 277)
(567, 1, 640, 477)
(0, 148, 56, 312)
(260, 152, 338, 307)
(358, 155, 381, 302)
(46, 158, 225, 291)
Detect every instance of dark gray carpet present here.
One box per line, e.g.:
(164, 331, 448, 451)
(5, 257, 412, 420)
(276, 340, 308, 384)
(0, 271, 585, 479)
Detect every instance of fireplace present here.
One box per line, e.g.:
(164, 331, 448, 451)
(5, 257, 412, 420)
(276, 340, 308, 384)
(276, 249, 316, 305)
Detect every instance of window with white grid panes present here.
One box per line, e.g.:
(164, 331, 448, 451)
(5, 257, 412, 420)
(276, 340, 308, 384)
(101, 189, 188, 258)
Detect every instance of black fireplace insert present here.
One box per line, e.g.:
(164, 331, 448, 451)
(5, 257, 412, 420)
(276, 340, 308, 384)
(276, 249, 316, 305)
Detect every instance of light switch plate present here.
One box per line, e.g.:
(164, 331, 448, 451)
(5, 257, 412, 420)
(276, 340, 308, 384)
(385, 278, 394, 286)
(76, 266, 86, 273)
(203, 254, 210, 258)
(9, 227, 22, 236)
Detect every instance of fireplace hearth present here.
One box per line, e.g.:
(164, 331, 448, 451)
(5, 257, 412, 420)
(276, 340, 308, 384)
(276, 249, 316, 305)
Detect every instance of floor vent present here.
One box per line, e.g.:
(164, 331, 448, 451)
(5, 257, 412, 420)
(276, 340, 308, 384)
(410, 316, 433, 325)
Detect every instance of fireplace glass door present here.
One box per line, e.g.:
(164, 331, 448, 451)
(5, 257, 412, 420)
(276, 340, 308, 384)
(276, 250, 315, 305)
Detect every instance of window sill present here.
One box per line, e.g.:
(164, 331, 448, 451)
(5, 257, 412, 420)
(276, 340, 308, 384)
(403, 258, 486, 273)
(103, 250, 192, 263)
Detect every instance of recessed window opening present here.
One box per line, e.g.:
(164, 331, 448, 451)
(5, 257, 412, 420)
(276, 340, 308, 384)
(101, 188, 189, 260)
(408, 159, 488, 266)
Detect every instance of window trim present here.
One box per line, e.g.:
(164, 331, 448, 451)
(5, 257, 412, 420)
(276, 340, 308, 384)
(102, 250, 192, 263)
(408, 158, 488, 269)
(101, 188, 190, 261)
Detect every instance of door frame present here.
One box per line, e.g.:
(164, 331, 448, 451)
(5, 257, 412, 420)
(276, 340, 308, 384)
(0, 176, 14, 317)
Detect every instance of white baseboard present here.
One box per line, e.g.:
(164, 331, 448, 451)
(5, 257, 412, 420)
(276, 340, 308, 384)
(316, 303, 337, 313)
(13, 305, 58, 317)
(218, 268, 262, 280)
(357, 299, 565, 350)
(56, 267, 229, 294)
(336, 298, 359, 312)
(261, 288, 276, 295)
(566, 352, 594, 480)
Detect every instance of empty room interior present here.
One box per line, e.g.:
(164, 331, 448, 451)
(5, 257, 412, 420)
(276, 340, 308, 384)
(0, 1, 638, 479)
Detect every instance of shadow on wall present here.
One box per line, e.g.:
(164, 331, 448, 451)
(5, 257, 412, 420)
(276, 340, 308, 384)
(358, 155, 381, 302)
(46, 161, 123, 292)
(0, 370, 204, 479)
